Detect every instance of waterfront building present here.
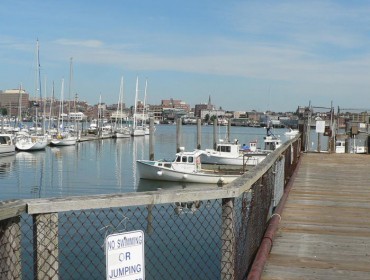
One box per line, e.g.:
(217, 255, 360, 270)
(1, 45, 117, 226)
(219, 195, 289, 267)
(69, 112, 87, 122)
(0, 89, 30, 117)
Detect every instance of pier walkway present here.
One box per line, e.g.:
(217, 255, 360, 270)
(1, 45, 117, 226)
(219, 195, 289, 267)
(261, 153, 370, 280)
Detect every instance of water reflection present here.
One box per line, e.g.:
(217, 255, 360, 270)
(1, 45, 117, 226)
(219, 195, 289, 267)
(132, 136, 147, 189)
(0, 155, 16, 177)
(16, 151, 46, 198)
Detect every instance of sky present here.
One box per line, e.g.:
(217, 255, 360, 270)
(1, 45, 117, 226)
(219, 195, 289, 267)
(1, 0, 370, 112)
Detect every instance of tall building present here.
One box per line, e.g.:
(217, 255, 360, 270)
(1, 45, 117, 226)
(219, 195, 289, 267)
(0, 89, 30, 116)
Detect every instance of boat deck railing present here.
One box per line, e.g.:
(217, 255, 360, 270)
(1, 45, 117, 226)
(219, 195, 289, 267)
(0, 135, 301, 279)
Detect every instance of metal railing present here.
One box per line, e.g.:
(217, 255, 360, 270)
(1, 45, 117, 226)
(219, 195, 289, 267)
(0, 135, 301, 280)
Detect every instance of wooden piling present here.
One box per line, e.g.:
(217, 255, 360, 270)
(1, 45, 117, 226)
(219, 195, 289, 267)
(0, 217, 21, 280)
(227, 119, 231, 142)
(197, 118, 201, 149)
(149, 118, 154, 160)
(33, 213, 59, 280)
(213, 118, 218, 150)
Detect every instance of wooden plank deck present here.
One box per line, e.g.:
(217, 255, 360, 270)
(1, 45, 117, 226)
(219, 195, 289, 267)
(262, 153, 370, 280)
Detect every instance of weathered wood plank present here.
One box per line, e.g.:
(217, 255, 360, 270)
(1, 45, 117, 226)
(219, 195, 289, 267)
(0, 200, 27, 221)
(262, 153, 370, 280)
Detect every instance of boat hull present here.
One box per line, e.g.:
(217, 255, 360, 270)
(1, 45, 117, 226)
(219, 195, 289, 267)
(0, 146, 16, 157)
(137, 160, 240, 184)
(15, 136, 48, 151)
(200, 153, 267, 166)
(131, 128, 145, 137)
(50, 137, 77, 146)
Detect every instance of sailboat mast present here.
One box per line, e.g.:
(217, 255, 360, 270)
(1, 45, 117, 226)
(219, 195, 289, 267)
(17, 84, 22, 126)
(58, 79, 64, 132)
(49, 82, 54, 132)
(133, 76, 139, 128)
(142, 79, 147, 124)
(35, 39, 42, 133)
(68, 57, 73, 125)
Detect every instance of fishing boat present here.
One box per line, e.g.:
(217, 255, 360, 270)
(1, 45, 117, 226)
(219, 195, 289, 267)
(200, 139, 269, 167)
(136, 148, 244, 184)
(0, 134, 16, 157)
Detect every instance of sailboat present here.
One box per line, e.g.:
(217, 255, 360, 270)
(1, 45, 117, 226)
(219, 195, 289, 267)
(142, 79, 154, 135)
(130, 77, 145, 136)
(114, 77, 130, 138)
(15, 40, 48, 151)
(50, 79, 77, 146)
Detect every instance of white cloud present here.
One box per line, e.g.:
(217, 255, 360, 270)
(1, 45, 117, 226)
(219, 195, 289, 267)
(54, 39, 104, 48)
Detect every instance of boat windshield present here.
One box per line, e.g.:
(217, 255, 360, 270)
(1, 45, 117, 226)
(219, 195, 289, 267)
(217, 145, 231, 152)
(175, 155, 194, 163)
(0, 136, 10, 144)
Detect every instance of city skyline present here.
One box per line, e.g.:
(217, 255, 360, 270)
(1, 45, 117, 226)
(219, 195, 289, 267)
(1, 1, 370, 112)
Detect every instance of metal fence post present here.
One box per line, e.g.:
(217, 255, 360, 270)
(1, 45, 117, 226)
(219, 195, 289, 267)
(33, 213, 59, 280)
(221, 197, 235, 280)
(0, 217, 21, 280)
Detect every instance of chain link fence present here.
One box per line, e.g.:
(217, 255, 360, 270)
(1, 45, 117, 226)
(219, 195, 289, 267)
(0, 136, 301, 280)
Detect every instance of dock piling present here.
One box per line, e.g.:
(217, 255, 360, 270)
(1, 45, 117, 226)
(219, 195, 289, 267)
(197, 118, 201, 149)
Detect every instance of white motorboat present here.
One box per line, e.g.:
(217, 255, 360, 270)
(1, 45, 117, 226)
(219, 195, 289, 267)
(15, 134, 48, 151)
(0, 134, 16, 157)
(136, 148, 243, 184)
(200, 140, 269, 167)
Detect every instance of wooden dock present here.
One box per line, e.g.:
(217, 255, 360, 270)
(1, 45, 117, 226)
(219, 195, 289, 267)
(262, 153, 370, 280)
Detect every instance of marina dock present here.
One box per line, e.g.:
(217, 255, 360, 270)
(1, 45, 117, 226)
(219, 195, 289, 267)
(261, 153, 370, 279)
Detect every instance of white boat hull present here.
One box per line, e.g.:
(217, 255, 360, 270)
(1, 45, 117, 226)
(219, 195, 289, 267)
(137, 160, 240, 184)
(200, 153, 267, 166)
(131, 128, 145, 137)
(50, 137, 77, 146)
(15, 136, 48, 151)
(0, 145, 16, 157)
(115, 132, 131, 138)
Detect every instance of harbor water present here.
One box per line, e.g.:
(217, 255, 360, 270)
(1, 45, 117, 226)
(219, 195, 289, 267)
(0, 125, 299, 201)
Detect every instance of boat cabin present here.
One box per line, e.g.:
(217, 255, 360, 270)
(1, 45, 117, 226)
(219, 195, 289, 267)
(264, 136, 282, 151)
(172, 150, 202, 172)
(0, 134, 14, 145)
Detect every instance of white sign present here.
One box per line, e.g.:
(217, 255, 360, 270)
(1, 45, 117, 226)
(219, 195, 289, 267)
(106, 230, 145, 280)
(316, 120, 325, 134)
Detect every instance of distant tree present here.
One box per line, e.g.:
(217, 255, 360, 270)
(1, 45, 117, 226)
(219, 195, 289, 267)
(204, 114, 210, 123)
(0, 108, 7, 116)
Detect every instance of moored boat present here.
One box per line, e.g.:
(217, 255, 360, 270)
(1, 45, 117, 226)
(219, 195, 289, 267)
(0, 134, 16, 157)
(136, 148, 243, 184)
(200, 140, 269, 167)
(15, 134, 48, 151)
(50, 132, 77, 146)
